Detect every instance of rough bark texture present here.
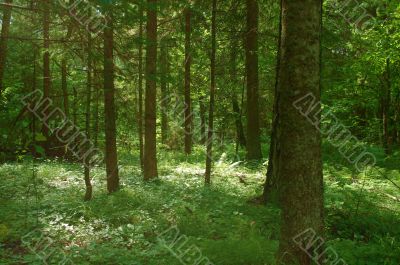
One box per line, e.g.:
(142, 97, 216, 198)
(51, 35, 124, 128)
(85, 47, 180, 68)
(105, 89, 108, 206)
(205, 0, 217, 184)
(0, 0, 13, 95)
(245, 0, 262, 160)
(138, 7, 144, 170)
(160, 43, 169, 145)
(144, 0, 158, 180)
(277, 1, 324, 264)
(103, 13, 119, 192)
(184, 7, 193, 154)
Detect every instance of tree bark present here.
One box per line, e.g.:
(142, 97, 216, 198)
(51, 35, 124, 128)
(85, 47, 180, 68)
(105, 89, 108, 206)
(84, 31, 93, 201)
(232, 98, 246, 147)
(144, 0, 158, 180)
(61, 21, 74, 119)
(245, 0, 262, 160)
(184, 7, 193, 154)
(0, 0, 13, 96)
(93, 67, 100, 148)
(42, 0, 51, 139)
(199, 96, 206, 144)
(103, 12, 119, 192)
(394, 76, 399, 145)
(160, 42, 169, 145)
(61, 59, 69, 117)
(73, 86, 77, 126)
(382, 57, 391, 155)
(277, 1, 324, 264)
(263, 0, 282, 204)
(137, 7, 144, 170)
(205, 0, 217, 185)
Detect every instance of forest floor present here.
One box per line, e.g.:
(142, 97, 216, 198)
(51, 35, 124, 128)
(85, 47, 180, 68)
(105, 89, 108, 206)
(0, 144, 399, 265)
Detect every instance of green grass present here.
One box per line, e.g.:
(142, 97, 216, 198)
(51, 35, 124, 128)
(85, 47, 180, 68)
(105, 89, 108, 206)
(0, 144, 399, 264)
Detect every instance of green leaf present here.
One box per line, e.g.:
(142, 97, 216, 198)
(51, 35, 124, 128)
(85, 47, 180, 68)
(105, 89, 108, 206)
(33, 145, 45, 156)
(35, 133, 47, 142)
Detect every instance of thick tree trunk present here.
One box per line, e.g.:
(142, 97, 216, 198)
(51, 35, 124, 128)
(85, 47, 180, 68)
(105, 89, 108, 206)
(137, 7, 144, 170)
(42, 0, 51, 139)
(184, 7, 193, 154)
(205, 0, 217, 184)
(277, 1, 324, 264)
(103, 12, 119, 192)
(160, 42, 169, 145)
(84, 32, 93, 201)
(245, 0, 262, 160)
(0, 0, 13, 95)
(144, 0, 158, 180)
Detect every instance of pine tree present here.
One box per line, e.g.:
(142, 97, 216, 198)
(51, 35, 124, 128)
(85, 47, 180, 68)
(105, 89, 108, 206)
(277, 1, 324, 263)
(144, 0, 159, 180)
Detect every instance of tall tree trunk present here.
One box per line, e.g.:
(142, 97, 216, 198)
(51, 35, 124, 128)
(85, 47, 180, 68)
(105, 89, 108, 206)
(31, 51, 38, 157)
(160, 42, 169, 145)
(263, 0, 282, 204)
(73, 86, 77, 126)
(137, 7, 144, 170)
(184, 7, 193, 154)
(61, 59, 69, 117)
(230, 35, 246, 149)
(61, 21, 73, 119)
(199, 96, 206, 144)
(42, 0, 51, 139)
(245, 0, 262, 160)
(382, 57, 391, 155)
(84, 32, 93, 201)
(232, 98, 246, 147)
(263, 93, 279, 203)
(103, 12, 119, 192)
(205, 0, 217, 184)
(277, 1, 324, 264)
(236, 78, 246, 157)
(394, 77, 400, 145)
(144, 0, 158, 180)
(0, 0, 13, 96)
(93, 67, 100, 148)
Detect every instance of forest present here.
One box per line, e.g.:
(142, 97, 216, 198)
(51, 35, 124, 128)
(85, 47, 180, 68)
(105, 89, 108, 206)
(0, 0, 399, 264)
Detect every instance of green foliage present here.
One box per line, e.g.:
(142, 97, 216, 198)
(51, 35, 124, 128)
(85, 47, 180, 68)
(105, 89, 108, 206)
(0, 145, 399, 264)
(0, 0, 399, 264)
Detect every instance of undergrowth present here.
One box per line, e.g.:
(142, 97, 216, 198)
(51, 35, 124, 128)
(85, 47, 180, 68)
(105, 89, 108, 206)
(0, 144, 399, 264)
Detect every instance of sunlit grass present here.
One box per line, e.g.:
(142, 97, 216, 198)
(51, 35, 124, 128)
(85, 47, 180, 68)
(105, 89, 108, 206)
(0, 144, 399, 264)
